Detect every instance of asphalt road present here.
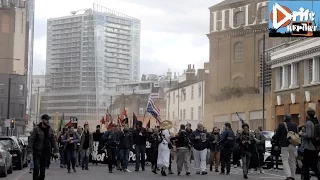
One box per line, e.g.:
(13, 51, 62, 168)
(3, 161, 317, 180)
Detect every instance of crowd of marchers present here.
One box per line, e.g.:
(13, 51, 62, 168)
(27, 107, 320, 180)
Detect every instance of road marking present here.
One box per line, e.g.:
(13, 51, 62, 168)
(263, 172, 286, 178)
(13, 168, 29, 180)
(260, 177, 285, 179)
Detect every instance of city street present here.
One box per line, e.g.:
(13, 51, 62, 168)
(5, 162, 316, 180)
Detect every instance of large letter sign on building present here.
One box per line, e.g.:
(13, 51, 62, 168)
(211, 1, 268, 32)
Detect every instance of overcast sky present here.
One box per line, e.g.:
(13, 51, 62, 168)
(33, 0, 224, 76)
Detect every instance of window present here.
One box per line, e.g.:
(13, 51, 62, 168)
(35, 79, 40, 84)
(191, 107, 194, 120)
(183, 109, 186, 119)
(260, 6, 268, 21)
(279, 67, 283, 88)
(17, 85, 24, 96)
(180, 109, 182, 119)
(0, 84, 4, 95)
(309, 59, 313, 83)
(19, 104, 24, 117)
(191, 86, 194, 100)
(288, 64, 291, 86)
(198, 106, 202, 121)
(139, 108, 143, 115)
(234, 42, 243, 62)
(198, 84, 202, 97)
(233, 77, 243, 87)
(234, 12, 244, 26)
(172, 111, 175, 119)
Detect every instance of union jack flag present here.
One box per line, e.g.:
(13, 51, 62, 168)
(146, 96, 162, 124)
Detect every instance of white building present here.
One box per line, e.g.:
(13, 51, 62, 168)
(41, 4, 141, 128)
(166, 65, 206, 132)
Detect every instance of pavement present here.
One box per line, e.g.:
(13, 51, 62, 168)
(3, 161, 317, 180)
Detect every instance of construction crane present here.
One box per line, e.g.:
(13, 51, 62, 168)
(70, 8, 89, 15)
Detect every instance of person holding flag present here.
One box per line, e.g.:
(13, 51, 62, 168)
(133, 121, 148, 172)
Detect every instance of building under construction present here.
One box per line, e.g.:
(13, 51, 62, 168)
(41, 4, 141, 128)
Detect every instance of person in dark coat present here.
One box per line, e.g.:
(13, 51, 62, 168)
(274, 113, 298, 180)
(219, 122, 235, 175)
(149, 127, 161, 174)
(132, 121, 148, 171)
(118, 124, 133, 172)
(101, 125, 120, 173)
(271, 130, 281, 171)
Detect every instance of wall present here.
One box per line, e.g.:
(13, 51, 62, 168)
(13, 8, 27, 75)
(204, 93, 272, 131)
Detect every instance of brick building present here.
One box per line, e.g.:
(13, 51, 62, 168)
(270, 38, 320, 127)
(204, 0, 287, 131)
(109, 94, 166, 128)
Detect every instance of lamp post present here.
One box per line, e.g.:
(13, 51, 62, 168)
(244, 27, 266, 130)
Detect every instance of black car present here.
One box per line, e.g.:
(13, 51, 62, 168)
(0, 136, 26, 170)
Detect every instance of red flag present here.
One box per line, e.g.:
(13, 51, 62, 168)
(106, 110, 110, 123)
(146, 118, 151, 128)
(120, 108, 127, 123)
(100, 116, 105, 124)
(107, 121, 113, 130)
(65, 120, 72, 127)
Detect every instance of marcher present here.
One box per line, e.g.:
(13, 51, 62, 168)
(299, 108, 320, 180)
(220, 122, 235, 175)
(275, 113, 298, 180)
(62, 126, 80, 173)
(27, 114, 59, 180)
(271, 129, 281, 171)
(232, 130, 241, 168)
(157, 121, 172, 176)
(92, 125, 103, 165)
(191, 123, 209, 175)
(237, 123, 255, 179)
(186, 123, 193, 163)
(133, 121, 148, 171)
(58, 127, 68, 168)
(101, 125, 120, 173)
(119, 124, 133, 172)
(254, 126, 265, 173)
(209, 127, 221, 172)
(76, 126, 83, 167)
(79, 123, 93, 170)
(149, 127, 160, 174)
(171, 124, 191, 176)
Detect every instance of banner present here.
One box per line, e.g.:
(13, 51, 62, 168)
(90, 132, 151, 163)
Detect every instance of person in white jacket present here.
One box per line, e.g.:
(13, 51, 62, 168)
(157, 127, 171, 176)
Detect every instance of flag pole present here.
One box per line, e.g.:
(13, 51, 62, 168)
(143, 95, 150, 122)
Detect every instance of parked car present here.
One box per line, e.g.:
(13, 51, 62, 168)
(0, 136, 25, 170)
(17, 138, 28, 167)
(0, 142, 13, 177)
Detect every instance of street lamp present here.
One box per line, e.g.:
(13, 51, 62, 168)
(244, 27, 266, 130)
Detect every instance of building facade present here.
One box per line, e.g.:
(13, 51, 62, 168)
(271, 38, 320, 127)
(205, 0, 271, 131)
(0, 74, 27, 135)
(0, 0, 32, 135)
(203, 0, 299, 131)
(166, 65, 206, 132)
(41, 4, 141, 128)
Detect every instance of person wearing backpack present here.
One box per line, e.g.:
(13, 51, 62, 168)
(275, 113, 298, 180)
(299, 108, 320, 180)
(171, 124, 191, 176)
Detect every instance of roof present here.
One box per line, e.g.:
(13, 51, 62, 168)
(209, 0, 245, 9)
(166, 79, 204, 93)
